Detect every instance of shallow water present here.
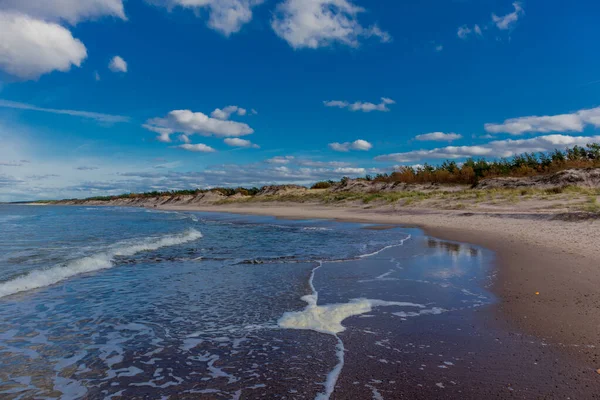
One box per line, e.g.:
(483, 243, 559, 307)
(0, 205, 494, 399)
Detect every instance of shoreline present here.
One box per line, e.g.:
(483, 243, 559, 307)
(156, 202, 600, 368)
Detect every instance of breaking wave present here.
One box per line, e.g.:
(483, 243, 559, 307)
(0, 229, 203, 299)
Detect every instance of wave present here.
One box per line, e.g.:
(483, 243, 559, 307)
(0, 229, 202, 299)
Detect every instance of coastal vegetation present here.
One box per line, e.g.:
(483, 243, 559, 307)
(323, 143, 600, 187)
(41, 143, 600, 215)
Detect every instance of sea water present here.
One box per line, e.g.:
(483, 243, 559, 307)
(0, 205, 493, 399)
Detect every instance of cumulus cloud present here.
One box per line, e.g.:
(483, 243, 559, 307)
(143, 109, 254, 142)
(108, 55, 127, 73)
(334, 167, 365, 175)
(0, 99, 130, 123)
(150, 0, 263, 36)
(0, 0, 126, 25)
(457, 25, 471, 39)
(457, 24, 482, 39)
(296, 160, 351, 168)
(224, 138, 259, 148)
(76, 166, 99, 171)
(492, 2, 524, 30)
(178, 143, 216, 153)
(178, 134, 191, 143)
(375, 134, 600, 163)
(415, 132, 463, 142)
(266, 156, 294, 164)
(484, 106, 600, 135)
(271, 0, 390, 49)
(211, 105, 247, 120)
(143, 125, 174, 143)
(329, 139, 373, 152)
(324, 97, 394, 113)
(0, 11, 87, 79)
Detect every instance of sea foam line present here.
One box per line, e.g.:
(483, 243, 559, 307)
(278, 235, 416, 400)
(0, 229, 203, 299)
(358, 234, 411, 259)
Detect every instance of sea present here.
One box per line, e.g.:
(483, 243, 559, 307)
(0, 205, 496, 399)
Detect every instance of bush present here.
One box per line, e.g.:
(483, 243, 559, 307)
(311, 181, 332, 189)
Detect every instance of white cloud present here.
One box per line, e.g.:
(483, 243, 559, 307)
(457, 24, 482, 39)
(0, 0, 126, 25)
(178, 134, 190, 143)
(94, 71, 101, 81)
(143, 109, 254, 142)
(296, 160, 351, 168)
(0, 11, 87, 79)
(324, 97, 394, 113)
(492, 2, 524, 30)
(0, 99, 129, 123)
(211, 105, 247, 120)
(152, 0, 263, 36)
(271, 0, 390, 49)
(375, 134, 600, 163)
(143, 125, 173, 142)
(224, 138, 259, 148)
(484, 106, 600, 135)
(178, 143, 216, 153)
(0, 128, 378, 201)
(323, 100, 349, 108)
(457, 25, 471, 39)
(266, 156, 294, 164)
(415, 132, 463, 142)
(329, 139, 373, 152)
(108, 55, 127, 73)
(434, 44, 443, 52)
(334, 167, 365, 175)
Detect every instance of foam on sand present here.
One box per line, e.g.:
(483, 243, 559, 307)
(278, 297, 425, 335)
(0, 229, 202, 298)
(278, 234, 421, 400)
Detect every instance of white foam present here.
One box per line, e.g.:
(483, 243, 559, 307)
(279, 298, 425, 335)
(392, 307, 445, 318)
(358, 235, 411, 258)
(278, 261, 424, 400)
(0, 229, 202, 298)
(315, 336, 345, 400)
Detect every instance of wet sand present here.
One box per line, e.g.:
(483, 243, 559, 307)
(156, 203, 600, 397)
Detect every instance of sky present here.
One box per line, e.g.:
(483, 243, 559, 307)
(1, 0, 600, 202)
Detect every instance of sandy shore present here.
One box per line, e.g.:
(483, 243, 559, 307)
(158, 202, 600, 368)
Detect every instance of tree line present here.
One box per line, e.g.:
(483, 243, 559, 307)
(75, 143, 600, 201)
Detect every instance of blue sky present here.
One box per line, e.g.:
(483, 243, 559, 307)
(1, 0, 600, 201)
